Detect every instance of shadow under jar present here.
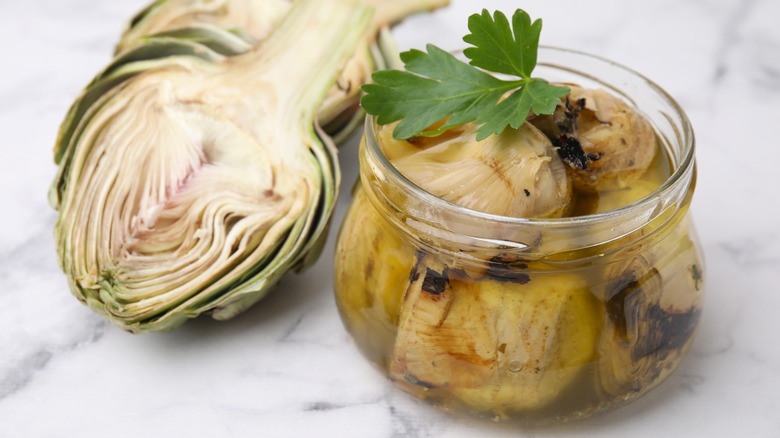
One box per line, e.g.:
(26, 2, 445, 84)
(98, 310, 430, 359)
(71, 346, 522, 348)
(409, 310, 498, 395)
(334, 47, 703, 423)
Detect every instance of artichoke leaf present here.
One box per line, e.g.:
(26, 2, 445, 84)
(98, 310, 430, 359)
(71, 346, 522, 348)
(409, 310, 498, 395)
(134, 24, 255, 56)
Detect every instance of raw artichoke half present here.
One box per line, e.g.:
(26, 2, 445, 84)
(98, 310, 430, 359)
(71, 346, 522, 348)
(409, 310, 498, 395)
(116, 0, 451, 143)
(51, 0, 372, 333)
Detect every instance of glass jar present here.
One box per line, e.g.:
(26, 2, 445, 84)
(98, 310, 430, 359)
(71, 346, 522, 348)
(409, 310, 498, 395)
(334, 47, 703, 422)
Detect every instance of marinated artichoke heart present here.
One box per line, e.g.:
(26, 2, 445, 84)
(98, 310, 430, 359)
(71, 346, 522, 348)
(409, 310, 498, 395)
(118, 0, 450, 142)
(334, 189, 416, 365)
(531, 85, 657, 192)
(50, 0, 372, 333)
(598, 219, 703, 398)
(389, 254, 601, 417)
(385, 122, 572, 218)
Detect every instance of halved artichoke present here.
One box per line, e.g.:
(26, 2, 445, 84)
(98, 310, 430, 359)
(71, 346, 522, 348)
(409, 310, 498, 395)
(116, 0, 451, 143)
(50, 0, 372, 333)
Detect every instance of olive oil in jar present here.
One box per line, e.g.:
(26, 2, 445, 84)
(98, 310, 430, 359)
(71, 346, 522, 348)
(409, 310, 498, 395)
(570, 136, 674, 216)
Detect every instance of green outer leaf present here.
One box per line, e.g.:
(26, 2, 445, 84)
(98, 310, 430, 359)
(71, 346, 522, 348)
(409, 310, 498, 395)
(144, 24, 256, 56)
(126, 0, 171, 30)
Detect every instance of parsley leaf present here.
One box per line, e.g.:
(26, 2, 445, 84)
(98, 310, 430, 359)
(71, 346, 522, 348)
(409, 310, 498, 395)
(361, 9, 569, 141)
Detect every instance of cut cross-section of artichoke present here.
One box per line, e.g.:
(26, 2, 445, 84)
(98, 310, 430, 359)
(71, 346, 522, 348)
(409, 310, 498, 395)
(51, 0, 372, 333)
(117, 0, 451, 143)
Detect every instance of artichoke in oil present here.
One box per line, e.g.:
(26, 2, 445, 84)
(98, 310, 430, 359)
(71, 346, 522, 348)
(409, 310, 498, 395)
(531, 85, 657, 192)
(335, 79, 702, 420)
(597, 217, 703, 399)
(117, 0, 451, 143)
(51, 0, 372, 333)
(389, 254, 601, 418)
(390, 122, 572, 219)
(334, 188, 416, 365)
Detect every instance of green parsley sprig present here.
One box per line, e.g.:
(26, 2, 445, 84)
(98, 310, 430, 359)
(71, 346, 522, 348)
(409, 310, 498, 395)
(361, 9, 569, 141)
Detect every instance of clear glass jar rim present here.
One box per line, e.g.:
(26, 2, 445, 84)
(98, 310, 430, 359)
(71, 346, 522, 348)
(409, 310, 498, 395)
(362, 45, 696, 228)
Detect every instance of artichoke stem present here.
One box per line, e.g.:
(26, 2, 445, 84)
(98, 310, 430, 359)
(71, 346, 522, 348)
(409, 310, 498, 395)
(235, 0, 373, 122)
(365, 0, 449, 30)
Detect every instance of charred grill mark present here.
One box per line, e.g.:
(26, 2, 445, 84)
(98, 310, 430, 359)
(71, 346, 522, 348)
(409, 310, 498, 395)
(554, 135, 589, 170)
(491, 269, 534, 285)
(422, 268, 449, 295)
(548, 97, 602, 171)
(403, 251, 427, 302)
(409, 250, 426, 283)
(606, 267, 661, 343)
(403, 372, 437, 389)
(632, 306, 702, 360)
(486, 157, 512, 189)
(555, 97, 586, 133)
(485, 254, 531, 284)
(606, 274, 639, 341)
(532, 233, 543, 249)
(409, 268, 420, 283)
(564, 97, 586, 132)
(606, 266, 700, 359)
(587, 152, 603, 162)
(691, 264, 703, 291)
(488, 254, 529, 269)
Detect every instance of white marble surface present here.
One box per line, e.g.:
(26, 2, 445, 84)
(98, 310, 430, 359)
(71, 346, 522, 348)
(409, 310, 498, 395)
(1, 0, 779, 436)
